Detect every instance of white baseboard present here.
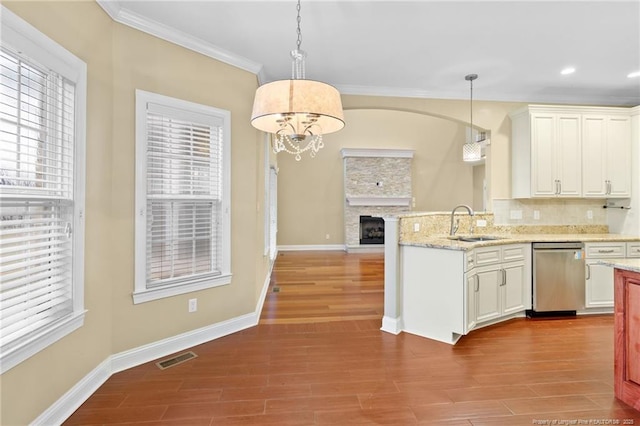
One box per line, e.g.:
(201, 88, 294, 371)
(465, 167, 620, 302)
(32, 358, 112, 426)
(380, 316, 403, 335)
(32, 268, 274, 426)
(277, 244, 346, 251)
(110, 312, 258, 374)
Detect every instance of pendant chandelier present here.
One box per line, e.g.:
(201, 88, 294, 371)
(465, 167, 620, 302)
(462, 73, 483, 162)
(251, 0, 345, 161)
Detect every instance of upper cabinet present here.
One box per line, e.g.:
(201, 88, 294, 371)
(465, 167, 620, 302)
(510, 105, 632, 199)
(582, 115, 631, 198)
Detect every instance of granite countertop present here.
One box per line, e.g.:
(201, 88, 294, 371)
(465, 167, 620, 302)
(402, 233, 640, 251)
(597, 258, 640, 274)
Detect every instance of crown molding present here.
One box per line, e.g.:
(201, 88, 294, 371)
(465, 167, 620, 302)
(338, 84, 639, 107)
(96, 0, 262, 76)
(95, 1, 638, 106)
(96, 0, 120, 20)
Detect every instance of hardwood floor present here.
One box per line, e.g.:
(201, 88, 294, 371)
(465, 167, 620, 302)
(260, 251, 385, 324)
(64, 251, 640, 425)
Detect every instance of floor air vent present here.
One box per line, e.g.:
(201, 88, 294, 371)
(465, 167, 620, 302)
(155, 351, 197, 370)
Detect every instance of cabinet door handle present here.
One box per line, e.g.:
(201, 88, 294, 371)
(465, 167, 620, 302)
(597, 249, 615, 253)
(586, 264, 591, 280)
(558, 180, 561, 195)
(474, 274, 479, 292)
(554, 180, 559, 195)
(608, 180, 612, 195)
(499, 269, 506, 286)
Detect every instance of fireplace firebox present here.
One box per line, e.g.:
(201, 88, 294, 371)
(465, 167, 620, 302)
(359, 216, 385, 245)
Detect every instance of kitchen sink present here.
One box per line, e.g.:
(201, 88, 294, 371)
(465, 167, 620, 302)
(449, 235, 506, 242)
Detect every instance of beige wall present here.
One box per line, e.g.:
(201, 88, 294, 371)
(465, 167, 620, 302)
(277, 96, 524, 246)
(1, 2, 268, 425)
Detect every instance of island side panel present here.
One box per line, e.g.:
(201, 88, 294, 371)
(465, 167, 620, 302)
(614, 268, 640, 411)
(401, 245, 465, 344)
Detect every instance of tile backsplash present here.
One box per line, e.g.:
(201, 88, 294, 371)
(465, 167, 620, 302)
(492, 199, 606, 225)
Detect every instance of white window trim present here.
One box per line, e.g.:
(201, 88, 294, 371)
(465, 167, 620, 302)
(133, 90, 231, 304)
(0, 6, 87, 374)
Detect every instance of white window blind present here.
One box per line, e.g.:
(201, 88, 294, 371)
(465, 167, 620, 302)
(135, 91, 231, 303)
(0, 17, 86, 373)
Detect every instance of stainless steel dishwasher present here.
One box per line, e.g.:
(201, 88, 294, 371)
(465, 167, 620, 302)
(531, 242, 585, 316)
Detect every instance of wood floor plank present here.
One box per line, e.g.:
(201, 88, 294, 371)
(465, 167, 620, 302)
(63, 251, 640, 425)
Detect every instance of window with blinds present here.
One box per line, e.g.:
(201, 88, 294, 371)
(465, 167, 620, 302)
(134, 91, 231, 303)
(0, 6, 86, 374)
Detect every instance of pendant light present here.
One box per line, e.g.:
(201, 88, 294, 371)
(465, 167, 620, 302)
(251, 0, 345, 161)
(462, 73, 483, 162)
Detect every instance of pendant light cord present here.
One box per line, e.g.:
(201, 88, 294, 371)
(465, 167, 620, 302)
(465, 74, 478, 143)
(470, 78, 473, 140)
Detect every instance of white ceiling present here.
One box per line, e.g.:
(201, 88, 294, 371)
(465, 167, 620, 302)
(100, 0, 640, 106)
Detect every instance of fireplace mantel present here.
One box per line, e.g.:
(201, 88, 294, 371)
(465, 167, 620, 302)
(346, 196, 411, 207)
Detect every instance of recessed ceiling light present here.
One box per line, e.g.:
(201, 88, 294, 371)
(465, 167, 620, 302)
(628, 71, 640, 78)
(561, 67, 576, 75)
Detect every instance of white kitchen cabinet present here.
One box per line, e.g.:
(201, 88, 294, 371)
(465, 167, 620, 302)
(582, 115, 631, 198)
(401, 242, 531, 344)
(511, 109, 581, 198)
(510, 105, 632, 199)
(503, 261, 528, 314)
(468, 244, 531, 326)
(475, 265, 502, 323)
(585, 242, 626, 308)
(628, 243, 640, 258)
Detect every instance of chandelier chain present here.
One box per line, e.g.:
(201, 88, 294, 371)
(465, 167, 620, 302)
(296, 0, 302, 51)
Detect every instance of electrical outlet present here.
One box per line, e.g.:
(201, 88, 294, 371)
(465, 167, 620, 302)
(476, 219, 487, 227)
(188, 298, 197, 313)
(413, 222, 420, 232)
(587, 210, 593, 220)
(325, 233, 330, 240)
(533, 210, 540, 220)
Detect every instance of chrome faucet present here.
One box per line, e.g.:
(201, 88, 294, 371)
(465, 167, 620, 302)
(450, 204, 475, 236)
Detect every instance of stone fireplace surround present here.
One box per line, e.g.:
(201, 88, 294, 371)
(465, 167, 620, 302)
(342, 148, 414, 252)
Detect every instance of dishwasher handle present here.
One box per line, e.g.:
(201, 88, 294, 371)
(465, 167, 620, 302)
(532, 242, 584, 250)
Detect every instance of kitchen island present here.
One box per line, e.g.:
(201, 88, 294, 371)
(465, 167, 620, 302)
(381, 212, 640, 345)
(599, 259, 640, 411)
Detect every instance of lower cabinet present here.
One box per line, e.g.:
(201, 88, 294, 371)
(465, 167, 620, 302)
(585, 260, 615, 308)
(467, 244, 531, 329)
(585, 242, 638, 309)
(475, 266, 501, 323)
(401, 243, 531, 343)
(503, 261, 528, 315)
